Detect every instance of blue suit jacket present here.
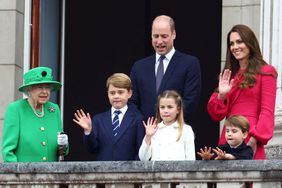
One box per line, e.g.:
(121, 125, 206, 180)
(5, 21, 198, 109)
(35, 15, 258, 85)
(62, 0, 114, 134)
(130, 50, 201, 124)
(84, 104, 144, 161)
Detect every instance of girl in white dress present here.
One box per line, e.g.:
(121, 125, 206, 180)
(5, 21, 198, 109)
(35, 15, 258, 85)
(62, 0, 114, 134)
(139, 90, 195, 161)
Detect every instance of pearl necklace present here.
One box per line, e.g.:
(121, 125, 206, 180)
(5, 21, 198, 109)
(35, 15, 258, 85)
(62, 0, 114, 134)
(28, 100, 44, 118)
(32, 107, 44, 117)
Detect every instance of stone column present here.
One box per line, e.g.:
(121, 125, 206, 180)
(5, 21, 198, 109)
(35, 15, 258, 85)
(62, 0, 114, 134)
(0, 0, 24, 162)
(260, 0, 282, 159)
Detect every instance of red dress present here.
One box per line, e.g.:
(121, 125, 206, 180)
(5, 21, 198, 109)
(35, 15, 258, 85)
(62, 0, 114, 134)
(207, 65, 277, 159)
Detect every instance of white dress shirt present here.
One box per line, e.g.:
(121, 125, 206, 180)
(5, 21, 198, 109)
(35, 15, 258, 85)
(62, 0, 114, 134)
(139, 121, 195, 161)
(111, 105, 128, 125)
(155, 47, 176, 75)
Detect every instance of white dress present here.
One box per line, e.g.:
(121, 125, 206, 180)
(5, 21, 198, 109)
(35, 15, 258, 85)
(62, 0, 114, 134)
(138, 121, 195, 161)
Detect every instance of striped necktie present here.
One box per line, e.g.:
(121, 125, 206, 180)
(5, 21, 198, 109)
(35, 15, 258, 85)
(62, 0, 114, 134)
(112, 110, 121, 137)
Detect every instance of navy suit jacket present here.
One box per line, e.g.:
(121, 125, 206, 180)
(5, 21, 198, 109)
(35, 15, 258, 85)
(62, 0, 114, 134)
(130, 50, 201, 124)
(84, 104, 145, 161)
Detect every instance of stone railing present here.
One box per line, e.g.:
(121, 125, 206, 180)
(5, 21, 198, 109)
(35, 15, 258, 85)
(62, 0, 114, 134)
(0, 160, 282, 188)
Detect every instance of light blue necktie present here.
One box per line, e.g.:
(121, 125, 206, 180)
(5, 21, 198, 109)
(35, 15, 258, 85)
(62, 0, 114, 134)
(112, 110, 121, 137)
(156, 55, 165, 92)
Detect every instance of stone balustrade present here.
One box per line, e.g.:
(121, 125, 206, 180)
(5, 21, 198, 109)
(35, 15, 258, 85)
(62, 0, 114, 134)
(0, 160, 282, 188)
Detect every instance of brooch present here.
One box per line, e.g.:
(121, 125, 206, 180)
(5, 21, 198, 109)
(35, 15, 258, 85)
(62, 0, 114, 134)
(48, 106, 55, 113)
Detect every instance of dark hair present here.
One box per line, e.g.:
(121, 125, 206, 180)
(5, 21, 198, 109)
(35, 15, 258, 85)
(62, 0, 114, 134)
(224, 24, 275, 89)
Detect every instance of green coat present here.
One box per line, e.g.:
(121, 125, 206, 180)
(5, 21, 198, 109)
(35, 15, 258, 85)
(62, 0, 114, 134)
(2, 99, 63, 162)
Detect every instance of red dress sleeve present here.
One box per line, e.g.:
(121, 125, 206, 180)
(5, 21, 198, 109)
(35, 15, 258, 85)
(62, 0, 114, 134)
(207, 92, 229, 122)
(248, 65, 277, 145)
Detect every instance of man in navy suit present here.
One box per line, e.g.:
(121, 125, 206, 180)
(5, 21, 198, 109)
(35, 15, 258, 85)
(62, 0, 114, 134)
(130, 15, 201, 124)
(73, 73, 144, 161)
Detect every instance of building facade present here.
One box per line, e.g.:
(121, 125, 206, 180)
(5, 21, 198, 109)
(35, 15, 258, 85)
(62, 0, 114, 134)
(0, 0, 281, 162)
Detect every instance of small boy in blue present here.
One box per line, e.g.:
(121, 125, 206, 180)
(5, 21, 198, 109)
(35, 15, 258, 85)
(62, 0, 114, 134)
(73, 73, 145, 161)
(198, 115, 253, 160)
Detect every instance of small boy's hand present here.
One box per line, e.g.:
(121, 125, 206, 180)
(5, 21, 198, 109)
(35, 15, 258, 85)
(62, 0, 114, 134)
(73, 109, 92, 134)
(197, 146, 214, 160)
(213, 147, 227, 160)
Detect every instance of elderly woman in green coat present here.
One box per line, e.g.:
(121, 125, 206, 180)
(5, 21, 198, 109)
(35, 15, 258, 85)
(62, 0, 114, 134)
(2, 67, 68, 162)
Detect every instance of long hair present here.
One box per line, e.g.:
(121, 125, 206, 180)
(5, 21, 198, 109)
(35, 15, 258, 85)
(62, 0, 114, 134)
(155, 90, 184, 141)
(224, 24, 272, 89)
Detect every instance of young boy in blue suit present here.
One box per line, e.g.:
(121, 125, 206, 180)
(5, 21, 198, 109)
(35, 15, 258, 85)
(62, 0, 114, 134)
(73, 73, 145, 161)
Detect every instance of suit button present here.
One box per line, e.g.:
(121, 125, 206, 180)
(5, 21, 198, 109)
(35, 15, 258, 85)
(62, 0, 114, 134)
(42, 141, 46, 146)
(42, 157, 47, 161)
(40, 127, 45, 131)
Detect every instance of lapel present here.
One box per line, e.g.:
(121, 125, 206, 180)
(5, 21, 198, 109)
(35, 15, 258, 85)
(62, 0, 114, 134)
(147, 55, 158, 95)
(142, 55, 158, 96)
(102, 110, 115, 142)
(113, 108, 134, 143)
(158, 51, 179, 94)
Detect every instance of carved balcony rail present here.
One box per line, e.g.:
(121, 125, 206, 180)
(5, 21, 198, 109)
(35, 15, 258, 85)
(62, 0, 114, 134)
(0, 160, 282, 188)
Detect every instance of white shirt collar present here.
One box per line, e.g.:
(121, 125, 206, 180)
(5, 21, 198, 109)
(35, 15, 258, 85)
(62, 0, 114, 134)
(155, 47, 175, 62)
(111, 105, 128, 116)
(158, 120, 179, 128)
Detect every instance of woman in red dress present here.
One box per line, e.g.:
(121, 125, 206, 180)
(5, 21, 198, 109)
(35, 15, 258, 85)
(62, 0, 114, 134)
(207, 24, 277, 159)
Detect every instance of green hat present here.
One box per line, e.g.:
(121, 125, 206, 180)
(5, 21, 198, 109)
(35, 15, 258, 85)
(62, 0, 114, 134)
(18, 67, 62, 92)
